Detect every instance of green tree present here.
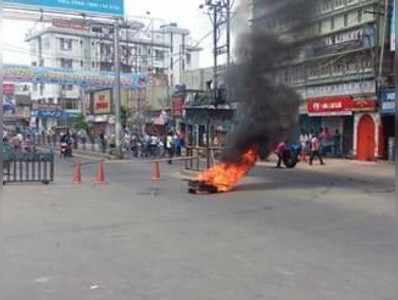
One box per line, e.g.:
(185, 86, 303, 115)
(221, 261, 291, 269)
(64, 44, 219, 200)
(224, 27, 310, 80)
(72, 114, 89, 131)
(121, 106, 128, 128)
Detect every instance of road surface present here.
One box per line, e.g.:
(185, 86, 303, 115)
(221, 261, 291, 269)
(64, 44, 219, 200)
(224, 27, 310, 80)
(1, 157, 396, 299)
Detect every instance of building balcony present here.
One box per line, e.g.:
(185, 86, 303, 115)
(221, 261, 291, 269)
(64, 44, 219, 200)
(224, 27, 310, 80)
(290, 70, 375, 88)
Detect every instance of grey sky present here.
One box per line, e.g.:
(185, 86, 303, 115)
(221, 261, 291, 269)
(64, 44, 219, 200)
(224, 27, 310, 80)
(1, 1, 214, 67)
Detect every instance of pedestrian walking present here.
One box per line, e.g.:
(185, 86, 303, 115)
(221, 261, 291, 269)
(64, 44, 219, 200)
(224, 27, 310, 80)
(309, 134, 325, 165)
(275, 141, 287, 168)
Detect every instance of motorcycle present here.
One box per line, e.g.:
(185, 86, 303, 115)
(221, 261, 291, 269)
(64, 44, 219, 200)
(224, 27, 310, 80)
(60, 142, 72, 158)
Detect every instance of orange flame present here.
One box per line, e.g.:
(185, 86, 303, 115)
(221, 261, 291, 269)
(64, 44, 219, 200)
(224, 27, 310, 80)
(197, 147, 259, 192)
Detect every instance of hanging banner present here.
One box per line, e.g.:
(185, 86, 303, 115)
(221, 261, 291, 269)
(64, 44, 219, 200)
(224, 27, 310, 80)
(3, 64, 146, 90)
(4, 0, 124, 17)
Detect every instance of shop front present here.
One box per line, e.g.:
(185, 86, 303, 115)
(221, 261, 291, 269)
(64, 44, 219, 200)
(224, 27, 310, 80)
(379, 89, 395, 160)
(182, 106, 235, 147)
(306, 96, 378, 159)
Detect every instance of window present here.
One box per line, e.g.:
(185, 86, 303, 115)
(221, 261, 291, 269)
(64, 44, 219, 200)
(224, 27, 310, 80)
(357, 9, 362, 23)
(331, 17, 335, 30)
(186, 53, 192, 65)
(344, 14, 348, 27)
(60, 38, 73, 51)
(318, 22, 322, 34)
(155, 50, 165, 61)
(43, 37, 50, 49)
(61, 84, 73, 91)
(60, 58, 73, 69)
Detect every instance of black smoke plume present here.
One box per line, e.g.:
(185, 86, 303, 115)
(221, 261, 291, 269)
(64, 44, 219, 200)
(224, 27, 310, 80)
(221, 0, 316, 162)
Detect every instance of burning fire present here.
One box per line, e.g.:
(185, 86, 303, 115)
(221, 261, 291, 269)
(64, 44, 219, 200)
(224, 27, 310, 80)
(197, 147, 259, 192)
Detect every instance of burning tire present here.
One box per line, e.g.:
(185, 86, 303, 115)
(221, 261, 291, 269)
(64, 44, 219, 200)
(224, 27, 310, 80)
(282, 148, 299, 168)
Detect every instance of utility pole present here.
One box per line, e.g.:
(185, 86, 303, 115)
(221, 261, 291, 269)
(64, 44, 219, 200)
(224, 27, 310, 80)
(113, 17, 122, 158)
(200, 0, 232, 166)
(394, 0, 397, 180)
(226, 0, 231, 66)
(0, 1, 4, 182)
(212, 4, 218, 99)
(200, 0, 232, 102)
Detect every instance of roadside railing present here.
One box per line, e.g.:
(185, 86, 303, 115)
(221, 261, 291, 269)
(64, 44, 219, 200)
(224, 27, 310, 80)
(3, 152, 55, 185)
(185, 146, 224, 171)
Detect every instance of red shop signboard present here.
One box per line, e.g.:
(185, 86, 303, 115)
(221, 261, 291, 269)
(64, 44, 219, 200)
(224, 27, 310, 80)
(307, 96, 376, 116)
(172, 96, 184, 117)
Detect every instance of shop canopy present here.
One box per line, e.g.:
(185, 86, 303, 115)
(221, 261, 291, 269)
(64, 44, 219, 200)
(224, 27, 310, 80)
(3, 64, 146, 90)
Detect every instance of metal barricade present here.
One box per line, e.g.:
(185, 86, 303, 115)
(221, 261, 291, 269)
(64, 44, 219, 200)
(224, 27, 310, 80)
(3, 152, 55, 185)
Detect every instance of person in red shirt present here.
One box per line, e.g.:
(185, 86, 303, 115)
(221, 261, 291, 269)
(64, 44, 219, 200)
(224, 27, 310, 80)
(275, 141, 287, 168)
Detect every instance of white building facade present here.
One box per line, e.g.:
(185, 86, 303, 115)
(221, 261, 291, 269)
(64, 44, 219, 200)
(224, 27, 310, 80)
(26, 20, 201, 109)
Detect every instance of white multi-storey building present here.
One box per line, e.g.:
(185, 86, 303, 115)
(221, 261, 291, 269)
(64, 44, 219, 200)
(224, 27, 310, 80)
(25, 19, 201, 109)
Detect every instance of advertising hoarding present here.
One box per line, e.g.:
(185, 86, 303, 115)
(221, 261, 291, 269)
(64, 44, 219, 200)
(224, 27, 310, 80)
(93, 89, 112, 114)
(4, 0, 124, 17)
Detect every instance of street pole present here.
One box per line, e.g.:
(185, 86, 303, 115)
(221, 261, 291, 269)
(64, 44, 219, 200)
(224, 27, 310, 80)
(394, 0, 397, 194)
(213, 5, 218, 99)
(113, 18, 122, 158)
(226, 0, 231, 66)
(0, 0, 3, 183)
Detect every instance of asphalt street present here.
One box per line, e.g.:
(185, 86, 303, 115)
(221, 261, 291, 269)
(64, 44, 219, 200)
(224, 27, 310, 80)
(1, 157, 396, 300)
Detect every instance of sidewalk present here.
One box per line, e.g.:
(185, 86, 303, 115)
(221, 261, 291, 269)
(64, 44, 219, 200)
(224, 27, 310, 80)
(260, 156, 395, 180)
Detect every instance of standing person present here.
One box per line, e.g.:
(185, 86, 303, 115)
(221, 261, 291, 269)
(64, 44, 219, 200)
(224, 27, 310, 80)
(166, 132, 174, 164)
(174, 132, 182, 157)
(333, 129, 342, 157)
(275, 141, 287, 168)
(309, 133, 325, 165)
(149, 134, 158, 157)
(78, 128, 87, 150)
(47, 127, 55, 147)
(130, 134, 138, 157)
(99, 132, 106, 153)
(142, 133, 150, 158)
(23, 134, 33, 152)
(299, 131, 308, 162)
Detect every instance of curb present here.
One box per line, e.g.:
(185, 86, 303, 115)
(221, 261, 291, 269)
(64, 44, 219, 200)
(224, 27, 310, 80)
(36, 146, 118, 160)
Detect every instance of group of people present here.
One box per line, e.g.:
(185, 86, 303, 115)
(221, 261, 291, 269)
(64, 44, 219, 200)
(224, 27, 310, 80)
(275, 128, 340, 168)
(300, 128, 342, 159)
(2, 131, 34, 153)
(120, 131, 185, 163)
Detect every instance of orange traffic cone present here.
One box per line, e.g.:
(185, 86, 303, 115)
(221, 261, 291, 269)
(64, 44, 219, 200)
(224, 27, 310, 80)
(72, 161, 82, 184)
(152, 161, 160, 181)
(95, 160, 107, 184)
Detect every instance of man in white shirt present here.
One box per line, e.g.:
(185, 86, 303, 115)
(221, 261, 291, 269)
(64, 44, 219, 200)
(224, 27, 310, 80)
(309, 134, 325, 166)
